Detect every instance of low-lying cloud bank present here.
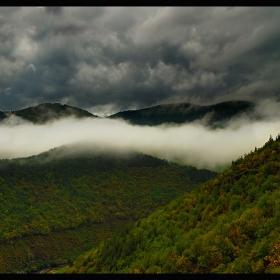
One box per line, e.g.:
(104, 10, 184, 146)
(1, 100, 280, 171)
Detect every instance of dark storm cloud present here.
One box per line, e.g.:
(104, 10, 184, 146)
(44, 7, 63, 15)
(223, 64, 253, 88)
(1, 7, 280, 113)
(53, 23, 86, 36)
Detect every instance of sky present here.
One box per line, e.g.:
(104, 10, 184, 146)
(0, 7, 280, 116)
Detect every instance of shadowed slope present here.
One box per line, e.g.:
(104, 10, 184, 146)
(108, 100, 256, 127)
(2, 103, 98, 124)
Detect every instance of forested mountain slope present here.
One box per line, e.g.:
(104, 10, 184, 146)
(0, 145, 216, 273)
(67, 134, 280, 274)
(0, 100, 256, 127)
(108, 100, 255, 127)
(1, 103, 98, 124)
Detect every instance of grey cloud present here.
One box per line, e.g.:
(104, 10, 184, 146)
(69, 7, 106, 22)
(44, 7, 63, 15)
(104, 8, 137, 33)
(0, 7, 21, 16)
(223, 64, 253, 89)
(53, 23, 86, 36)
(0, 7, 280, 113)
(0, 56, 25, 88)
(0, 17, 6, 28)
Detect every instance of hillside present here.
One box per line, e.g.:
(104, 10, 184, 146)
(0, 111, 6, 122)
(1, 103, 98, 124)
(67, 134, 280, 274)
(108, 100, 256, 127)
(0, 145, 217, 273)
(0, 100, 256, 126)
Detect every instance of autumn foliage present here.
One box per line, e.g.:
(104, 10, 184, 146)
(67, 134, 280, 274)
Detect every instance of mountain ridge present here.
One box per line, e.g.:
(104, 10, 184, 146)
(0, 103, 99, 124)
(0, 100, 256, 126)
(108, 100, 256, 127)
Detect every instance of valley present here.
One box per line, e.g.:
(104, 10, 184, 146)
(1, 6, 280, 274)
(0, 141, 216, 273)
(0, 101, 279, 274)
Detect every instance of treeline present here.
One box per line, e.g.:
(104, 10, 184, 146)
(108, 101, 255, 127)
(0, 148, 217, 273)
(67, 134, 280, 273)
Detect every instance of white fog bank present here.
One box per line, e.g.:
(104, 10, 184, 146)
(0, 106, 279, 171)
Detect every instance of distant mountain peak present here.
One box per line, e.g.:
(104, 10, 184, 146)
(1, 103, 99, 124)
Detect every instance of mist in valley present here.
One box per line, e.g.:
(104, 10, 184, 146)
(1, 99, 280, 171)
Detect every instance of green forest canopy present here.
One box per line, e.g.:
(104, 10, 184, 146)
(0, 146, 217, 273)
(67, 134, 280, 274)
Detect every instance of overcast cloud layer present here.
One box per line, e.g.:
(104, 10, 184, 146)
(0, 7, 280, 115)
